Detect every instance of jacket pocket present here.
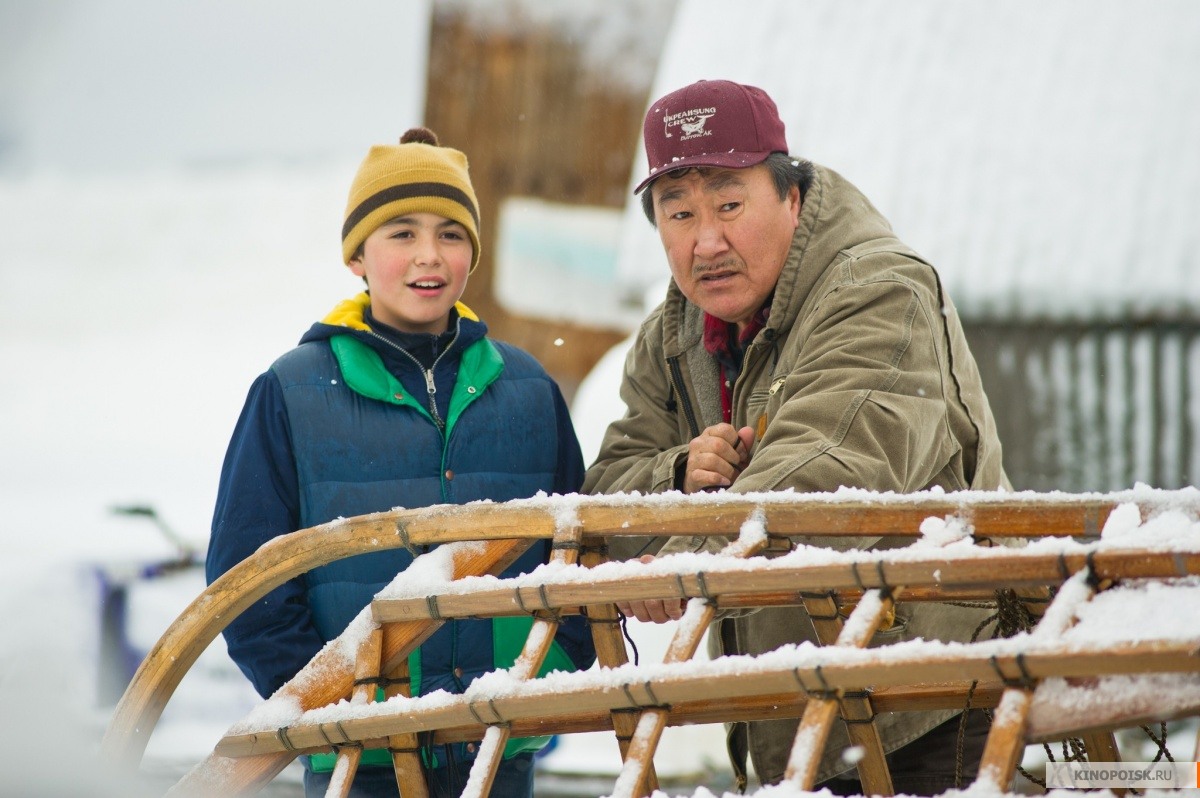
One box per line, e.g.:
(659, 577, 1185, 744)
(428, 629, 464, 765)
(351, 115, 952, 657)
(744, 387, 770, 440)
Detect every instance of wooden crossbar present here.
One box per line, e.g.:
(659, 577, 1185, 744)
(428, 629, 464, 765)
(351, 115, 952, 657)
(373, 548, 1200, 623)
(213, 639, 1200, 760)
(324, 627, 383, 797)
(576, 545, 655, 791)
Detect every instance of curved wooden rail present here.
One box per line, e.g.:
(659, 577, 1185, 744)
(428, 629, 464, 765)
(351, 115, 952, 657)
(101, 501, 563, 765)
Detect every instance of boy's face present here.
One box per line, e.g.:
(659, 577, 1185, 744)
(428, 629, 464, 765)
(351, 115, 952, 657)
(347, 213, 473, 334)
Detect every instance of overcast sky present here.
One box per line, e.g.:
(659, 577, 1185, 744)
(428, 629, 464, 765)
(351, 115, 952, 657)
(0, 1, 430, 175)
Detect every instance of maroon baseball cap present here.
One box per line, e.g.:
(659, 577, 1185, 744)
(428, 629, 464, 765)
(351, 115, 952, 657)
(635, 79, 789, 194)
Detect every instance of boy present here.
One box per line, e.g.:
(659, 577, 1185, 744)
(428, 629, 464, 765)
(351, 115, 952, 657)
(206, 127, 595, 797)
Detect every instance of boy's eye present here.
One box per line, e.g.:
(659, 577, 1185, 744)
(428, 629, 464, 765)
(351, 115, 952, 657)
(390, 229, 413, 239)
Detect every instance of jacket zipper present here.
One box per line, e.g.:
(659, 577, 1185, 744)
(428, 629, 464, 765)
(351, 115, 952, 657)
(666, 355, 701, 439)
(367, 319, 462, 433)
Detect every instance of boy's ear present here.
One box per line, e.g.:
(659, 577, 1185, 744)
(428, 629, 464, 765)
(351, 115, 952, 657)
(346, 256, 366, 279)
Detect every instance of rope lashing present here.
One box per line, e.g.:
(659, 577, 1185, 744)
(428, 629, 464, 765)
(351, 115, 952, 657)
(988, 652, 1036, 689)
(395, 520, 416, 556)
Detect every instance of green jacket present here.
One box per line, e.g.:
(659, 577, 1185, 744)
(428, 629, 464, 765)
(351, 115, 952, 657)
(583, 164, 1010, 785)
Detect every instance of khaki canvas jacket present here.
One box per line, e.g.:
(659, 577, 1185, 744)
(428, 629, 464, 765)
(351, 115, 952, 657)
(583, 164, 1011, 786)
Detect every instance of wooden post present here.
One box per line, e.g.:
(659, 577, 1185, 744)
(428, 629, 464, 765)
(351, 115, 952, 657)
(579, 545, 659, 793)
(974, 573, 1099, 791)
(384, 658, 428, 798)
(614, 532, 768, 798)
(461, 524, 584, 796)
(324, 628, 383, 797)
(786, 589, 898, 795)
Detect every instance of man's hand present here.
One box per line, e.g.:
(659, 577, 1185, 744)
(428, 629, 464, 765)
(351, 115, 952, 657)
(681, 423, 755, 493)
(616, 555, 687, 623)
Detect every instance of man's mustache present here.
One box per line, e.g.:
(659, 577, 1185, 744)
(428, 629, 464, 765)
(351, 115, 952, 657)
(692, 258, 741, 277)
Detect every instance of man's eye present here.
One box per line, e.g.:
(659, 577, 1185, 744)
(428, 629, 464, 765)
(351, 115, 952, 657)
(670, 211, 692, 221)
(720, 202, 741, 212)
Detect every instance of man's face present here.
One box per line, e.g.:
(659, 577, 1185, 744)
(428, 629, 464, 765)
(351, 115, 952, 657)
(651, 164, 800, 332)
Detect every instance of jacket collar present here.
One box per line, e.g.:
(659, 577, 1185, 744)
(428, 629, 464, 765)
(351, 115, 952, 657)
(299, 292, 485, 349)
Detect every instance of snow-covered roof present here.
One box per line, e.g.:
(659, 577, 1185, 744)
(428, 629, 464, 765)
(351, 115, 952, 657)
(616, 0, 1200, 322)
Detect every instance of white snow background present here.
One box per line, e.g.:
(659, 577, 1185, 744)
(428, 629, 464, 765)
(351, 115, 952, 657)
(2, 1, 1199, 796)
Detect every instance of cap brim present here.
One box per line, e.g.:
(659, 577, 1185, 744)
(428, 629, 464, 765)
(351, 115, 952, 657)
(634, 150, 776, 194)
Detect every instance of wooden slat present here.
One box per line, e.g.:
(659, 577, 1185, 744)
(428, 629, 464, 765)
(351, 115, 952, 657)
(614, 533, 767, 798)
(1081, 732, 1126, 797)
(614, 601, 717, 798)
(841, 692, 894, 795)
(571, 495, 1133, 541)
(358, 682, 1006, 747)
(384, 659, 427, 798)
(373, 548, 1200, 624)
(335, 665, 999, 779)
(1027, 695, 1200, 742)
(1081, 732, 1121, 762)
(976, 688, 1035, 790)
(974, 574, 1099, 791)
(786, 589, 897, 794)
(461, 524, 583, 796)
(324, 628, 383, 798)
(214, 639, 1200, 760)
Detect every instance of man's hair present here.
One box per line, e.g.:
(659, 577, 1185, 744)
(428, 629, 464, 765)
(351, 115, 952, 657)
(640, 153, 816, 226)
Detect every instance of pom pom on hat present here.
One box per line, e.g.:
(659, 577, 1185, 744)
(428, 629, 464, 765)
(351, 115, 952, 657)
(342, 127, 481, 270)
(400, 126, 439, 146)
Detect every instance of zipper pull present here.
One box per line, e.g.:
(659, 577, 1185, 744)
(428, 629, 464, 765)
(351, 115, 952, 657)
(423, 369, 444, 431)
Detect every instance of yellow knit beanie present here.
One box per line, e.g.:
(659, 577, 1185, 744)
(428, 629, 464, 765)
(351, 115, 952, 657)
(341, 127, 481, 271)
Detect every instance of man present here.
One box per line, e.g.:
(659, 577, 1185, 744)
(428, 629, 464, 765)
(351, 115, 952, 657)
(582, 79, 1010, 794)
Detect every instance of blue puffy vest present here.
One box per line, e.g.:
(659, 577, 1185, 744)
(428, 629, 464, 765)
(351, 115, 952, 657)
(271, 333, 578, 768)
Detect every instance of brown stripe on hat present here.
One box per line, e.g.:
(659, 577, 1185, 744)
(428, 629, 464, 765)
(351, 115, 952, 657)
(342, 182, 480, 242)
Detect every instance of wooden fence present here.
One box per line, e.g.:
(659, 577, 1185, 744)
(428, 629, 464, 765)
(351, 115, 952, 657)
(966, 319, 1199, 491)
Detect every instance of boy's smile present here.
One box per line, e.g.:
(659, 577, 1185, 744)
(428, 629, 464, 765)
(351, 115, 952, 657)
(348, 213, 473, 334)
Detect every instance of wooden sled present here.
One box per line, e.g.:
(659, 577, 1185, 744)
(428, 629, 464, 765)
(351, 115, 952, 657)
(101, 489, 1200, 796)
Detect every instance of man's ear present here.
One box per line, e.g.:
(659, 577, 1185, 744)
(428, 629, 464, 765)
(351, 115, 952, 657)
(788, 184, 802, 227)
